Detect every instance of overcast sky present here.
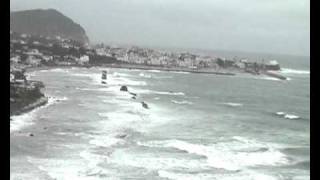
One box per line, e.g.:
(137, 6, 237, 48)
(10, 0, 309, 56)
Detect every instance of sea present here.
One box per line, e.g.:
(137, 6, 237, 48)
(10, 54, 310, 180)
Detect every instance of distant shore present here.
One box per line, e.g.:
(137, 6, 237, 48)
(25, 63, 288, 81)
(25, 63, 238, 76)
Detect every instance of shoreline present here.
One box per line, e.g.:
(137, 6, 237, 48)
(10, 96, 48, 117)
(25, 63, 288, 81)
(25, 64, 240, 76)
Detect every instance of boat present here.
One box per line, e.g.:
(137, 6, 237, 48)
(101, 70, 107, 84)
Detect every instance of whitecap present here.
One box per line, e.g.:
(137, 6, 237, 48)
(139, 73, 152, 78)
(171, 71, 190, 74)
(171, 100, 193, 105)
(284, 114, 300, 120)
(147, 70, 162, 73)
(275, 112, 300, 120)
(276, 112, 285, 116)
(280, 68, 310, 75)
(154, 91, 185, 96)
(10, 96, 67, 133)
(222, 102, 243, 107)
(158, 170, 214, 180)
(139, 139, 289, 171)
(254, 76, 281, 81)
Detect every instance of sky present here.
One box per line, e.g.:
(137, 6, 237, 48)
(10, 0, 310, 56)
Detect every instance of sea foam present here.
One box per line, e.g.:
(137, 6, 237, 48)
(138, 138, 289, 171)
(10, 96, 68, 133)
(281, 68, 310, 75)
(171, 100, 193, 105)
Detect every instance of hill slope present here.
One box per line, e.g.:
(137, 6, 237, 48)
(10, 9, 89, 44)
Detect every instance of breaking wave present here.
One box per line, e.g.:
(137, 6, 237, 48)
(138, 137, 289, 171)
(171, 100, 193, 105)
(280, 68, 310, 75)
(276, 112, 300, 120)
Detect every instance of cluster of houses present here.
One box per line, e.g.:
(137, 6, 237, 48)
(10, 30, 91, 70)
(94, 45, 281, 72)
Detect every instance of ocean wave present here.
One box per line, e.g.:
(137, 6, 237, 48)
(158, 170, 214, 180)
(222, 102, 243, 107)
(259, 77, 281, 81)
(139, 138, 289, 171)
(171, 71, 190, 74)
(275, 112, 300, 120)
(112, 72, 132, 77)
(45, 68, 70, 73)
(71, 72, 147, 86)
(146, 70, 162, 73)
(281, 68, 310, 75)
(158, 170, 277, 180)
(128, 88, 185, 96)
(88, 135, 124, 148)
(139, 73, 152, 78)
(154, 91, 185, 96)
(109, 149, 208, 171)
(10, 96, 68, 133)
(27, 155, 112, 180)
(171, 100, 193, 105)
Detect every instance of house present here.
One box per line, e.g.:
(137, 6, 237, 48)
(78, 55, 90, 64)
(265, 60, 280, 70)
(26, 55, 41, 66)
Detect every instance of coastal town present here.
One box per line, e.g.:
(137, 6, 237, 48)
(10, 30, 284, 115)
(10, 30, 281, 77)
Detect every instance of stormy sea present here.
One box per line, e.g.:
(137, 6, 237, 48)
(10, 55, 309, 180)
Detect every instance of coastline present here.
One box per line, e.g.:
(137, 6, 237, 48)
(25, 64, 239, 76)
(25, 63, 288, 81)
(10, 96, 48, 117)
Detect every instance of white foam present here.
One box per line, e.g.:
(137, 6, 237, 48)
(139, 73, 152, 78)
(275, 112, 300, 120)
(109, 149, 207, 171)
(171, 71, 190, 74)
(71, 71, 147, 86)
(27, 156, 112, 180)
(171, 100, 193, 105)
(139, 138, 289, 171)
(276, 112, 285, 116)
(284, 114, 300, 120)
(112, 72, 132, 77)
(158, 170, 214, 180)
(154, 91, 185, 96)
(146, 69, 162, 73)
(88, 135, 124, 148)
(158, 170, 277, 180)
(10, 96, 67, 133)
(254, 76, 281, 81)
(222, 102, 243, 107)
(281, 68, 310, 75)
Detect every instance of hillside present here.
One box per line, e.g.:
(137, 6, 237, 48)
(10, 9, 89, 45)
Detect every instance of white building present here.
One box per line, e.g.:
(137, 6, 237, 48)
(78, 55, 90, 64)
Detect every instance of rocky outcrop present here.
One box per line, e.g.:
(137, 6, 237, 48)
(120, 86, 128, 91)
(141, 101, 149, 109)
